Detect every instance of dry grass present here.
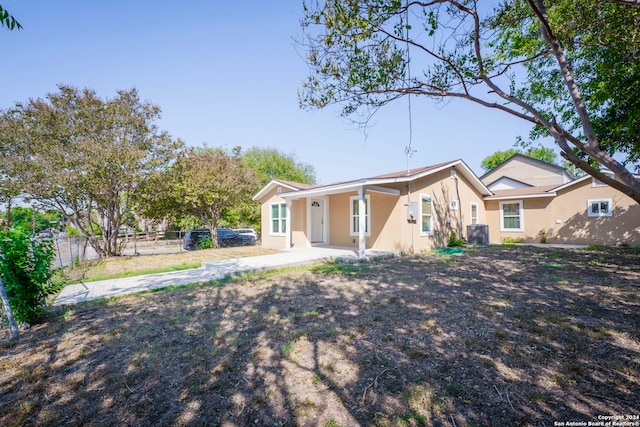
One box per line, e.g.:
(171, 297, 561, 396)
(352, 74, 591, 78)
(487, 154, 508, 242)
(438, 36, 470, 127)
(59, 245, 277, 283)
(1, 245, 639, 426)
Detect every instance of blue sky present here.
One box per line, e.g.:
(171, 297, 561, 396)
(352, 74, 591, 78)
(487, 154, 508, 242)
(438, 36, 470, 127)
(1, 0, 555, 185)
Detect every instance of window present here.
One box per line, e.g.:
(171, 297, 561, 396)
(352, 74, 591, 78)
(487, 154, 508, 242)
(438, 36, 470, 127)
(420, 195, 434, 235)
(270, 203, 287, 235)
(587, 199, 612, 217)
(449, 199, 459, 211)
(350, 195, 370, 236)
(470, 203, 479, 225)
(500, 201, 523, 231)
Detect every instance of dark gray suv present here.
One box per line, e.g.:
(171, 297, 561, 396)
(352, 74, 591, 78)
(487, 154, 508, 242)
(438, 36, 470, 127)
(183, 228, 246, 250)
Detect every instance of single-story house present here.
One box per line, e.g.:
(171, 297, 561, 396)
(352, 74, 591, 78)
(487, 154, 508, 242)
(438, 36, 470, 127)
(253, 155, 640, 256)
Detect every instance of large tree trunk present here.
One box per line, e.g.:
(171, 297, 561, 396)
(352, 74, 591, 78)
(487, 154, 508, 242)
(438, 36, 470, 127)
(0, 277, 19, 341)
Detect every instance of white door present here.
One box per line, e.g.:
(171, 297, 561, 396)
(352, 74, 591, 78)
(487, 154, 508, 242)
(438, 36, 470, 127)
(310, 199, 324, 243)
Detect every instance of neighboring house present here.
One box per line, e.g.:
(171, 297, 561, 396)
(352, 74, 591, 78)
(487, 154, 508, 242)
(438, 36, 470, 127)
(254, 155, 640, 255)
(253, 160, 491, 256)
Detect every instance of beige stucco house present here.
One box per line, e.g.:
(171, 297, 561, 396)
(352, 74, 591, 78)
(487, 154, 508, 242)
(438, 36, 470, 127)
(253, 155, 640, 256)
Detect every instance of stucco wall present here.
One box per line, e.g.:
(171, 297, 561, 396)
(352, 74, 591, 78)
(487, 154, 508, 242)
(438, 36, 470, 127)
(258, 188, 285, 249)
(486, 179, 640, 246)
(258, 194, 309, 249)
(290, 199, 307, 248)
(323, 167, 487, 252)
(482, 156, 566, 187)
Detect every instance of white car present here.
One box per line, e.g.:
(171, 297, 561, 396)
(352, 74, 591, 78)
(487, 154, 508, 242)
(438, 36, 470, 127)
(234, 228, 259, 244)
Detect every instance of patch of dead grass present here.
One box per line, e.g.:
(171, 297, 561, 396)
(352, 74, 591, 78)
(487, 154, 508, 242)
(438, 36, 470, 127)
(1, 245, 639, 426)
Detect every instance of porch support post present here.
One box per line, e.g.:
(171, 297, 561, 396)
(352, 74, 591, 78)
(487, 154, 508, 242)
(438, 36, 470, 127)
(285, 200, 292, 249)
(358, 187, 366, 259)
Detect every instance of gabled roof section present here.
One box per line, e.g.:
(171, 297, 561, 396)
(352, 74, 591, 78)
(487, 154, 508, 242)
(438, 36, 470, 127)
(252, 179, 317, 201)
(480, 153, 575, 186)
(484, 184, 558, 200)
(267, 159, 492, 199)
(485, 176, 534, 190)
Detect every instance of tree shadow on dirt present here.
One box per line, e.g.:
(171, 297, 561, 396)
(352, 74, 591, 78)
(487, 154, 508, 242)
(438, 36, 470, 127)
(1, 246, 639, 426)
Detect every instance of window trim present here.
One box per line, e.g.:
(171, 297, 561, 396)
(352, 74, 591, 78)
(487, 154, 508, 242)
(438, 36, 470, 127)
(269, 202, 287, 236)
(499, 200, 524, 232)
(470, 202, 479, 225)
(420, 194, 434, 236)
(587, 199, 613, 217)
(349, 194, 371, 237)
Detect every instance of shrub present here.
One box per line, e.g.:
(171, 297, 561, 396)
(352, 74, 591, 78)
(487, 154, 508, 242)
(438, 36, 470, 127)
(501, 236, 525, 244)
(199, 236, 214, 249)
(0, 227, 58, 324)
(448, 231, 465, 247)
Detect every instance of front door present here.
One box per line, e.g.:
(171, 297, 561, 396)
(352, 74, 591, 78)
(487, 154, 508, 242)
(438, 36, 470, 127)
(310, 199, 324, 243)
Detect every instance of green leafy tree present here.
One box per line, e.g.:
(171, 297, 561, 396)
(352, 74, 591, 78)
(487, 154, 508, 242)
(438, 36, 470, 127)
(134, 147, 258, 245)
(242, 147, 316, 186)
(0, 86, 183, 257)
(0, 227, 57, 328)
(299, 0, 640, 203)
(222, 147, 317, 229)
(0, 207, 62, 234)
(0, 5, 21, 30)
(481, 146, 558, 172)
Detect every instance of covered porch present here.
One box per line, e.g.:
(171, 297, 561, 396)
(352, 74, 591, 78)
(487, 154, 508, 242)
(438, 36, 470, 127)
(280, 183, 401, 259)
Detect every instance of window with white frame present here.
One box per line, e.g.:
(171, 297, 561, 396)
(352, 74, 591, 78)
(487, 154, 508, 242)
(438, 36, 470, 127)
(350, 195, 370, 236)
(587, 199, 612, 217)
(500, 201, 523, 231)
(470, 203, 479, 225)
(270, 202, 287, 235)
(420, 195, 434, 235)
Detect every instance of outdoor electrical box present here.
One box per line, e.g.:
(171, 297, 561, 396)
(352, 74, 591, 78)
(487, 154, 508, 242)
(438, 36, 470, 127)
(407, 201, 419, 221)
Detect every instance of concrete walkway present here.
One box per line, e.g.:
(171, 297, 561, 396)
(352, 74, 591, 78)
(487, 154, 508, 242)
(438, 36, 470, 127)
(53, 247, 396, 306)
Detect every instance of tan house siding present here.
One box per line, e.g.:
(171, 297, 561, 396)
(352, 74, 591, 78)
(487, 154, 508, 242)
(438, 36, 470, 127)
(486, 179, 640, 246)
(259, 188, 286, 249)
(291, 198, 308, 248)
(482, 156, 567, 187)
(550, 180, 640, 246)
(328, 193, 354, 247)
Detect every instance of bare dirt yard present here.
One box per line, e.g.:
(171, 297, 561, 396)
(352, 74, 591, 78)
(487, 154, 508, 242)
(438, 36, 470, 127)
(1, 245, 639, 426)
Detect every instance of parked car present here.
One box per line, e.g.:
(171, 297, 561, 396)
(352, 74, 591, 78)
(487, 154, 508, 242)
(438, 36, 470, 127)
(233, 228, 258, 245)
(183, 228, 211, 250)
(183, 228, 246, 250)
(216, 228, 245, 247)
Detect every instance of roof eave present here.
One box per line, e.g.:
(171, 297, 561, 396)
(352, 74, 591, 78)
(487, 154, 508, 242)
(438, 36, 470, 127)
(484, 192, 557, 201)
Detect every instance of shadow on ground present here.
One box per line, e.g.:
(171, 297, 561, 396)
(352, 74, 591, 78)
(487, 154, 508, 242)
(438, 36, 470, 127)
(1, 246, 639, 426)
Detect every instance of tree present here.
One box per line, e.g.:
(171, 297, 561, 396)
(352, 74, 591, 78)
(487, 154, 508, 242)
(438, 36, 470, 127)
(0, 207, 62, 234)
(481, 146, 558, 172)
(134, 147, 258, 245)
(242, 147, 316, 187)
(220, 147, 317, 229)
(0, 5, 21, 30)
(299, 0, 640, 203)
(0, 86, 183, 257)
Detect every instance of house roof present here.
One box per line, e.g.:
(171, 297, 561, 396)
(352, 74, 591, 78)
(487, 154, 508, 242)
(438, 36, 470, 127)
(479, 153, 574, 182)
(485, 176, 534, 190)
(252, 179, 317, 201)
(254, 159, 493, 200)
(484, 184, 558, 200)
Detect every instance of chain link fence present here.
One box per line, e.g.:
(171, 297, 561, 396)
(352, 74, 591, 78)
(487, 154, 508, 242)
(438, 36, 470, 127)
(51, 231, 186, 269)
